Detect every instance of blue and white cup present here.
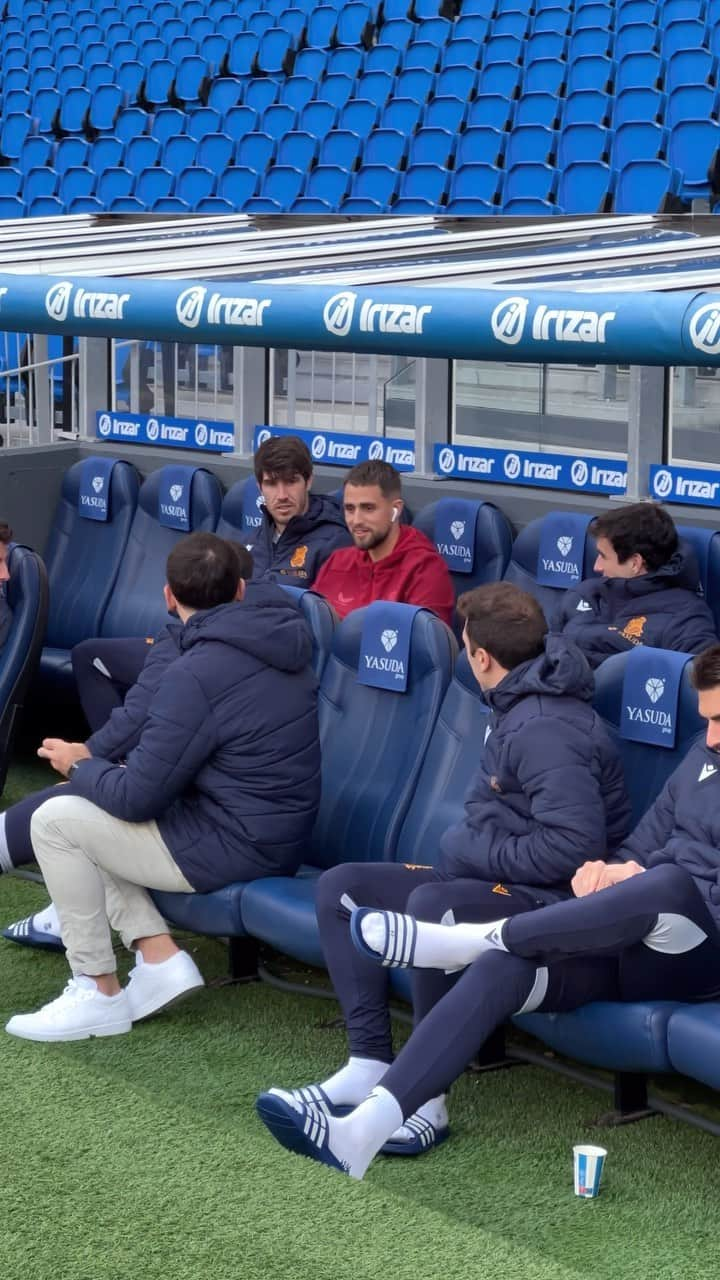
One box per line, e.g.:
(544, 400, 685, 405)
(573, 1144, 607, 1198)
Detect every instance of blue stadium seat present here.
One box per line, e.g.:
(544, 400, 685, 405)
(479, 61, 523, 97)
(86, 84, 124, 134)
(505, 124, 557, 168)
(200, 33, 229, 69)
(24, 167, 58, 204)
(304, 165, 351, 206)
(162, 135, 197, 173)
(279, 7, 307, 41)
(257, 28, 295, 76)
(217, 167, 259, 207)
(666, 84, 718, 131)
(151, 109, 188, 146)
(465, 95, 516, 132)
(355, 70, 395, 108)
(175, 165, 216, 206)
(174, 55, 211, 105)
(236, 605, 457, 964)
(413, 499, 513, 598)
(0, 170, 23, 200)
(566, 54, 615, 95)
(395, 67, 436, 103)
(262, 164, 305, 207)
(364, 128, 408, 168)
(557, 123, 610, 167)
(398, 163, 448, 205)
(59, 166, 95, 205)
(282, 76, 317, 112)
(114, 107, 150, 146)
(207, 79, 244, 114)
(557, 159, 613, 211)
(526, 32, 569, 63)
(614, 86, 666, 127)
(0, 115, 33, 164)
(96, 166, 135, 207)
(278, 586, 337, 680)
(90, 136, 125, 173)
(365, 45, 402, 74)
(616, 51, 665, 95)
(306, 6, 337, 48)
(236, 132, 275, 171)
(448, 163, 502, 207)
(523, 57, 566, 96)
(483, 34, 524, 66)
(514, 93, 560, 129)
(353, 164, 400, 206)
(661, 19, 708, 61)
(615, 22, 659, 62)
(563, 89, 612, 125)
(277, 130, 318, 169)
(613, 121, 668, 168)
(666, 48, 715, 93)
(435, 66, 477, 99)
(669, 119, 720, 193)
(140, 59, 175, 108)
(568, 28, 613, 60)
(614, 160, 684, 212)
(338, 98, 380, 134)
(19, 136, 53, 175)
(442, 37, 481, 70)
(377, 18, 414, 49)
(262, 103, 298, 139)
(58, 85, 91, 133)
(226, 32, 259, 76)
(573, 0, 613, 26)
(99, 467, 222, 640)
(617, 0, 655, 20)
(246, 79, 280, 115)
(125, 136, 162, 174)
(319, 129, 363, 168)
(503, 514, 598, 618)
(336, 2, 374, 47)
(135, 168, 175, 207)
(0, 545, 49, 796)
(423, 96, 468, 133)
(503, 161, 558, 209)
(40, 460, 139, 692)
(381, 96, 423, 134)
(408, 127, 454, 167)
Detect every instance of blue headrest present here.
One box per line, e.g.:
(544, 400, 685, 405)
(279, 584, 336, 679)
(217, 475, 265, 543)
(99, 465, 222, 639)
(504, 512, 598, 618)
(395, 648, 490, 865)
(678, 525, 720, 633)
(593, 649, 704, 825)
(310, 604, 456, 868)
(414, 498, 512, 593)
(43, 457, 139, 649)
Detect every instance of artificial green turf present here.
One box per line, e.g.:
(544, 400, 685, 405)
(1, 764, 720, 1280)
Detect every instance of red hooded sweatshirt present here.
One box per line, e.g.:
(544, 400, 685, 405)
(312, 524, 455, 627)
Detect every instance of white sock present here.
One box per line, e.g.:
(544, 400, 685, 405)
(389, 1095, 448, 1143)
(326, 1086, 403, 1180)
(33, 902, 61, 935)
(316, 1056, 389, 1107)
(360, 912, 509, 970)
(0, 813, 12, 873)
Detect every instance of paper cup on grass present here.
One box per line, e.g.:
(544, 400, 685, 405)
(573, 1144, 607, 1198)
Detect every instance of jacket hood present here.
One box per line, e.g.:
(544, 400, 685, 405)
(262, 491, 346, 537)
(486, 634, 595, 714)
(365, 523, 435, 568)
(177, 582, 312, 673)
(616, 547, 701, 597)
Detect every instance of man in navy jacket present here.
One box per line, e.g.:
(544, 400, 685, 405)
(264, 582, 629, 1155)
(553, 501, 717, 668)
(4, 533, 321, 1044)
(255, 643, 720, 1182)
(248, 434, 351, 587)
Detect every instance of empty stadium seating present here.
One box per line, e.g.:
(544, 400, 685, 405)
(0, 0, 717, 216)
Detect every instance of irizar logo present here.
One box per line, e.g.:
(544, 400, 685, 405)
(653, 469, 674, 500)
(438, 448, 456, 474)
(98, 413, 112, 437)
(176, 285, 270, 329)
(645, 677, 665, 703)
(46, 281, 130, 323)
(381, 629, 398, 653)
(504, 453, 521, 480)
(368, 440, 384, 462)
(491, 296, 615, 347)
(557, 536, 573, 556)
(146, 417, 160, 442)
(504, 452, 561, 483)
(699, 762, 717, 782)
(311, 432, 361, 463)
(451, 521, 466, 541)
(323, 290, 432, 338)
(91, 476, 104, 493)
(194, 422, 208, 447)
(689, 301, 720, 356)
(256, 428, 272, 447)
(311, 434, 327, 460)
(570, 459, 589, 487)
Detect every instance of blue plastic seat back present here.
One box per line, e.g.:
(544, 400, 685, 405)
(558, 123, 610, 167)
(393, 649, 489, 865)
(424, 96, 467, 133)
(677, 526, 720, 634)
(614, 159, 681, 213)
(593, 650, 705, 827)
(0, 546, 49, 794)
(310, 604, 456, 868)
(279, 585, 336, 680)
(413, 499, 513, 598)
(669, 119, 720, 189)
(503, 513, 598, 618)
(43, 459, 140, 648)
(319, 130, 363, 168)
(557, 160, 612, 212)
(99, 467, 222, 639)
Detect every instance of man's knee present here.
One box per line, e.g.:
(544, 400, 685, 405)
(30, 794, 90, 848)
(644, 862, 698, 902)
(71, 638, 97, 680)
(316, 863, 366, 925)
(407, 880, 453, 922)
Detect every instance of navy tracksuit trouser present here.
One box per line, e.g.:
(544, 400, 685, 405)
(315, 861, 570, 1063)
(378, 864, 720, 1120)
(72, 636, 151, 732)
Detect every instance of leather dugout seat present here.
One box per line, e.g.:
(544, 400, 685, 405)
(413, 497, 513, 597)
(503, 511, 598, 618)
(0, 543, 48, 795)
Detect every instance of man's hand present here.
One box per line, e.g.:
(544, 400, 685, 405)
(572, 859, 646, 897)
(37, 739, 91, 778)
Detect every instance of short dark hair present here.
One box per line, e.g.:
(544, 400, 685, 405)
(691, 645, 720, 691)
(457, 582, 547, 670)
(166, 533, 251, 611)
(344, 460, 401, 498)
(0, 522, 12, 544)
(254, 435, 312, 485)
(590, 502, 678, 573)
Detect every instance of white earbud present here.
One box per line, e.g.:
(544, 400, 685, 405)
(391, 508, 399, 523)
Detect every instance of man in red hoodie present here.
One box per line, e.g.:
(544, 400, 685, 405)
(312, 461, 454, 628)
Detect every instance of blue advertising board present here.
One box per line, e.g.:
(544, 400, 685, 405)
(650, 464, 720, 508)
(96, 410, 234, 453)
(433, 443, 627, 495)
(253, 424, 415, 470)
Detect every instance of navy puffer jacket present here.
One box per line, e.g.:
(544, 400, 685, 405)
(439, 637, 631, 886)
(617, 740, 720, 925)
(248, 492, 351, 587)
(70, 584, 321, 890)
(552, 549, 718, 669)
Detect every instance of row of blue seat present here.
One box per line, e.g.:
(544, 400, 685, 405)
(149, 603, 720, 1100)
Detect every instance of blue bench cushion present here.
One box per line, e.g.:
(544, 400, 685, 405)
(240, 869, 323, 967)
(152, 883, 248, 937)
(515, 1001, 679, 1073)
(666, 1003, 720, 1089)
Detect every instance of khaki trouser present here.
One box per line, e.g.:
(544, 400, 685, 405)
(30, 794, 194, 976)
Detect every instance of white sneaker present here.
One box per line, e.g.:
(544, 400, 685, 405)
(6, 977, 132, 1042)
(125, 950, 205, 1022)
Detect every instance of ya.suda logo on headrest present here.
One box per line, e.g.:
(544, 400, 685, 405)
(557, 535, 573, 557)
(363, 627, 405, 681)
(381, 629, 398, 653)
(625, 675, 672, 734)
(645, 677, 665, 704)
(169, 484, 184, 503)
(450, 520, 465, 541)
(91, 476, 104, 494)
